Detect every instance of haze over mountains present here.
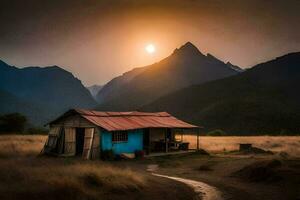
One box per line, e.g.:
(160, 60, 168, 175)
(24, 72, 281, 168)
(96, 42, 241, 110)
(87, 85, 103, 99)
(142, 52, 300, 134)
(95, 66, 147, 103)
(1, 42, 299, 135)
(0, 60, 96, 125)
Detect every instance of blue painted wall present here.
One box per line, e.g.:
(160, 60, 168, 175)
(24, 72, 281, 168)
(101, 129, 143, 154)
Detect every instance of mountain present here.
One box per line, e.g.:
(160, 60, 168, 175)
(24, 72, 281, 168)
(226, 62, 245, 72)
(96, 42, 240, 110)
(142, 52, 300, 135)
(0, 60, 97, 126)
(95, 66, 147, 103)
(87, 84, 103, 99)
(0, 89, 48, 125)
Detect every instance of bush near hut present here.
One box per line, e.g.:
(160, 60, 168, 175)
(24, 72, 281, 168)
(101, 150, 115, 161)
(135, 150, 145, 159)
(206, 129, 227, 136)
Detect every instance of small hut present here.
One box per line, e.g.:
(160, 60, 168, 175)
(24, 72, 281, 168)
(42, 109, 201, 159)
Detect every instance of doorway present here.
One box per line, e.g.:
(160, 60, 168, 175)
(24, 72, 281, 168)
(75, 128, 85, 156)
(143, 128, 150, 154)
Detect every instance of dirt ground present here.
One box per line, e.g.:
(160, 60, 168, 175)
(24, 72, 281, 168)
(1, 135, 300, 200)
(119, 136, 300, 200)
(130, 153, 300, 200)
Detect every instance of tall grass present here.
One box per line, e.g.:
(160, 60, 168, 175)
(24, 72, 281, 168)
(189, 136, 300, 157)
(1, 134, 299, 199)
(0, 159, 147, 200)
(0, 135, 146, 200)
(0, 135, 46, 157)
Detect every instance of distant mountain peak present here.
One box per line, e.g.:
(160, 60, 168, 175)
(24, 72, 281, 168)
(0, 59, 97, 126)
(0, 60, 15, 70)
(0, 60, 8, 66)
(87, 84, 103, 99)
(181, 41, 197, 49)
(226, 62, 245, 72)
(173, 42, 204, 56)
(206, 53, 224, 64)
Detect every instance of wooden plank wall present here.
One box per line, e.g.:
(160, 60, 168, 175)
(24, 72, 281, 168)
(49, 114, 101, 159)
(50, 114, 95, 128)
(149, 128, 166, 141)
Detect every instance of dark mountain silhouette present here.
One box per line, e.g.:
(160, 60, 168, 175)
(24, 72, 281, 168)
(226, 62, 245, 72)
(96, 42, 240, 110)
(95, 66, 147, 103)
(142, 52, 300, 135)
(0, 60, 97, 126)
(87, 84, 103, 99)
(0, 89, 48, 125)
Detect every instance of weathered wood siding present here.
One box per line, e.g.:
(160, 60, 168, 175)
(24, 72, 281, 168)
(149, 128, 166, 141)
(49, 114, 101, 159)
(50, 114, 96, 128)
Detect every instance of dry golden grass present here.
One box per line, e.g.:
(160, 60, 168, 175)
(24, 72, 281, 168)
(0, 159, 147, 200)
(1, 134, 299, 200)
(181, 135, 300, 157)
(0, 135, 147, 200)
(0, 134, 46, 157)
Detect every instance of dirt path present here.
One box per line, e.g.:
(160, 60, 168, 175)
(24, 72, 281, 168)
(147, 164, 223, 200)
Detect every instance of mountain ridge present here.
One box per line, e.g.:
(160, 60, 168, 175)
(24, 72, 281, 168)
(0, 60, 97, 126)
(96, 42, 240, 110)
(141, 52, 300, 135)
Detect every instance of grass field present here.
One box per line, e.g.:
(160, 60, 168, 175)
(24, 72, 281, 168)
(0, 135, 196, 200)
(2, 135, 299, 158)
(181, 135, 300, 157)
(1, 135, 300, 200)
(0, 135, 46, 157)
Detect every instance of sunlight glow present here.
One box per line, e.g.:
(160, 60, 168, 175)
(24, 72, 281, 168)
(145, 44, 156, 54)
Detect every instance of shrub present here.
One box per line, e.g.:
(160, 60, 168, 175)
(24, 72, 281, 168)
(0, 113, 27, 133)
(206, 129, 227, 136)
(101, 150, 115, 160)
(134, 150, 145, 159)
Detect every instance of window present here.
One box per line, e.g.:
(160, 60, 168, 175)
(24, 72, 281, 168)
(112, 131, 128, 142)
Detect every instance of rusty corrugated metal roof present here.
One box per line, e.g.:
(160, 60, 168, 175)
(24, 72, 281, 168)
(73, 109, 199, 131)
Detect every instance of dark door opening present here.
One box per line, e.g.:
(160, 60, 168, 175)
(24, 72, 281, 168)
(166, 128, 172, 140)
(75, 128, 85, 156)
(143, 128, 150, 154)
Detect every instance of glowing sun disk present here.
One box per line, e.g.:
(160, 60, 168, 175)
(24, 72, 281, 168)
(145, 44, 155, 54)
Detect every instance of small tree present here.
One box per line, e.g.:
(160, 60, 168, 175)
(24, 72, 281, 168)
(207, 129, 227, 136)
(0, 113, 27, 133)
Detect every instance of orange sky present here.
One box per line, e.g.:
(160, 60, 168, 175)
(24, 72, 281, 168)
(0, 0, 299, 86)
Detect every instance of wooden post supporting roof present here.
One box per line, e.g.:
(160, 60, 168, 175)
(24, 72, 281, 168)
(181, 130, 183, 142)
(197, 128, 200, 151)
(148, 128, 151, 155)
(165, 128, 168, 153)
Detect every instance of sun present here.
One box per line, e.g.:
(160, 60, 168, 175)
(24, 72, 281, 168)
(145, 44, 156, 54)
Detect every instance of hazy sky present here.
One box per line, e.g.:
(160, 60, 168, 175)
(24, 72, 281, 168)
(0, 0, 299, 86)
